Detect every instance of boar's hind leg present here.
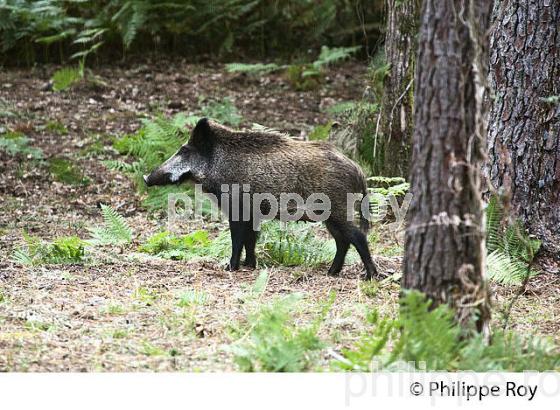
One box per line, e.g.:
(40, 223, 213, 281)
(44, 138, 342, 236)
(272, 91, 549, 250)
(325, 221, 350, 276)
(325, 220, 378, 280)
(228, 220, 257, 271)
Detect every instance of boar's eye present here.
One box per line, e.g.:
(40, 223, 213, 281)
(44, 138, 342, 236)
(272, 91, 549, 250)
(178, 145, 191, 155)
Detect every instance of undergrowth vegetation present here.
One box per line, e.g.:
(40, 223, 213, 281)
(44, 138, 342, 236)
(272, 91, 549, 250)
(227, 45, 361, 91)
(48, 157, 89, 185)
(485, 195, 541, 285)
(0, 131, 44, 159)
(226, 272, 333, 372)
(333, 290, 560, 371)
(12, 233, 86, 265)
(223, 277, 560, 372)
(12, 204, 133, 265)
(0, 0, 381, 65)
(230, 292, 328, 372)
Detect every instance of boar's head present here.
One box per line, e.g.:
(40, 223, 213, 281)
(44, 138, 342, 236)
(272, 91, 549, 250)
(143, 118, 212, 187)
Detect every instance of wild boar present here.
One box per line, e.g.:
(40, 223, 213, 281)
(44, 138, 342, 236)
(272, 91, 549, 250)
(144, 118, 378, 279)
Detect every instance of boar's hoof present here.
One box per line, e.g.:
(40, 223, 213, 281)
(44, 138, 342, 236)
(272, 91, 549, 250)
(242, 259, 256, 269)
(327, 267, 342, 277)
(362, 264, 381, 281)
(225, 262, 240, 271)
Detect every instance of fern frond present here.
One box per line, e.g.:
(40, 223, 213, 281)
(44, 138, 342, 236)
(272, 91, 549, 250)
(313, 45, 360, 69)
(486, 250, 538, 285)
(225, 63, 283, 74)
(102, 159, 143, 174)
(484, 195, 541, 284)
(485, 195, 504, 252)
(52, 66, 82, 91)
(88, 205, 133, 245)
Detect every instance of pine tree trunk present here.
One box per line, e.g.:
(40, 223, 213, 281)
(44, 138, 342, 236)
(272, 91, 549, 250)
(487, 0, 560, 256)
(375, 0, 418, 178)
(403, 0, 492, 332)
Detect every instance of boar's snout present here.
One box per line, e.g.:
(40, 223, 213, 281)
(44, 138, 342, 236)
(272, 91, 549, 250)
(143, 169, 169, 187)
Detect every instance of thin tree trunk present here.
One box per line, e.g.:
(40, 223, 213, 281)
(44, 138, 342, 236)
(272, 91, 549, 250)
(487, 0, 560, 257)
(403, 0, 492, 332)
(375, 0, 418, 178)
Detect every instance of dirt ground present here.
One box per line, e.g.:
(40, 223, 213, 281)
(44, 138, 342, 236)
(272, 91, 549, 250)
(1, 60, 559, 371)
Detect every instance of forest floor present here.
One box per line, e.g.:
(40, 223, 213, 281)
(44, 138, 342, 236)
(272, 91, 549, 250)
(1, 60, 559, 371)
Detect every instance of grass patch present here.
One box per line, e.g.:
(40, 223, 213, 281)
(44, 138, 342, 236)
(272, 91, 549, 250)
(48, 157, 89, 185)
(308, 121, 333, 141)
(176, 290, 208, 307)
(132, 287, 158, 307)
(44, 120, 68, 135)
(24, 320, 53, 332)
(140, 341, 166, 357)
(102, 303, 126, 315)
(110, 329, 129, 339)
(360, 281, 379, 298)
(139, 230, 211, 260)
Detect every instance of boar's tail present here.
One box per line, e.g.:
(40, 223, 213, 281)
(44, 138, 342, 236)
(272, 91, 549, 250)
(358, 180, 370, 234)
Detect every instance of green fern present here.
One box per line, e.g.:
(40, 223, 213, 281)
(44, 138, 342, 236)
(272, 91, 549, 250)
(102, 159, 142, 174)
(458, 330, 560, 371)
(88, 204, 133, 245)
(225, 63, 283, 75)
(111, 113, 204, 213)
(308, 121, 333, 141)
(229, 291, 331, 372)
(12, 233, 85, 266)
(52, 66, 82, 91)
(392, 291, 463, 370)
(259, 222, 358, 268)
(332, 290, 560, 372)
(138, 230, 210, 260)
(485, 194, 504, 252)
(485, 196, 541, 284)
(486, 250, 538, 285)
(200, 98, 242, 127)
(313, 45, 360, 69)
(111, 0, 150, 48)
(325, 101, 358, 115)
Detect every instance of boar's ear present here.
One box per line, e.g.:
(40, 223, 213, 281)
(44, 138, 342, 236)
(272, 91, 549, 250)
(189, 117, 215, 154)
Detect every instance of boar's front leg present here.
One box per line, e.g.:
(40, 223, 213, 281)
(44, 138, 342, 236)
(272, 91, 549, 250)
(227, 220, 257, 271)
(228, 220, 245, 271)
(242, 226, 257, 268)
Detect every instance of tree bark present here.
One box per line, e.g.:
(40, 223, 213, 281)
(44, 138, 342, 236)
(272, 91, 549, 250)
(375, 0, 418, 178)
(487, 0, 560, 256)
(403, 0, 492, 332)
